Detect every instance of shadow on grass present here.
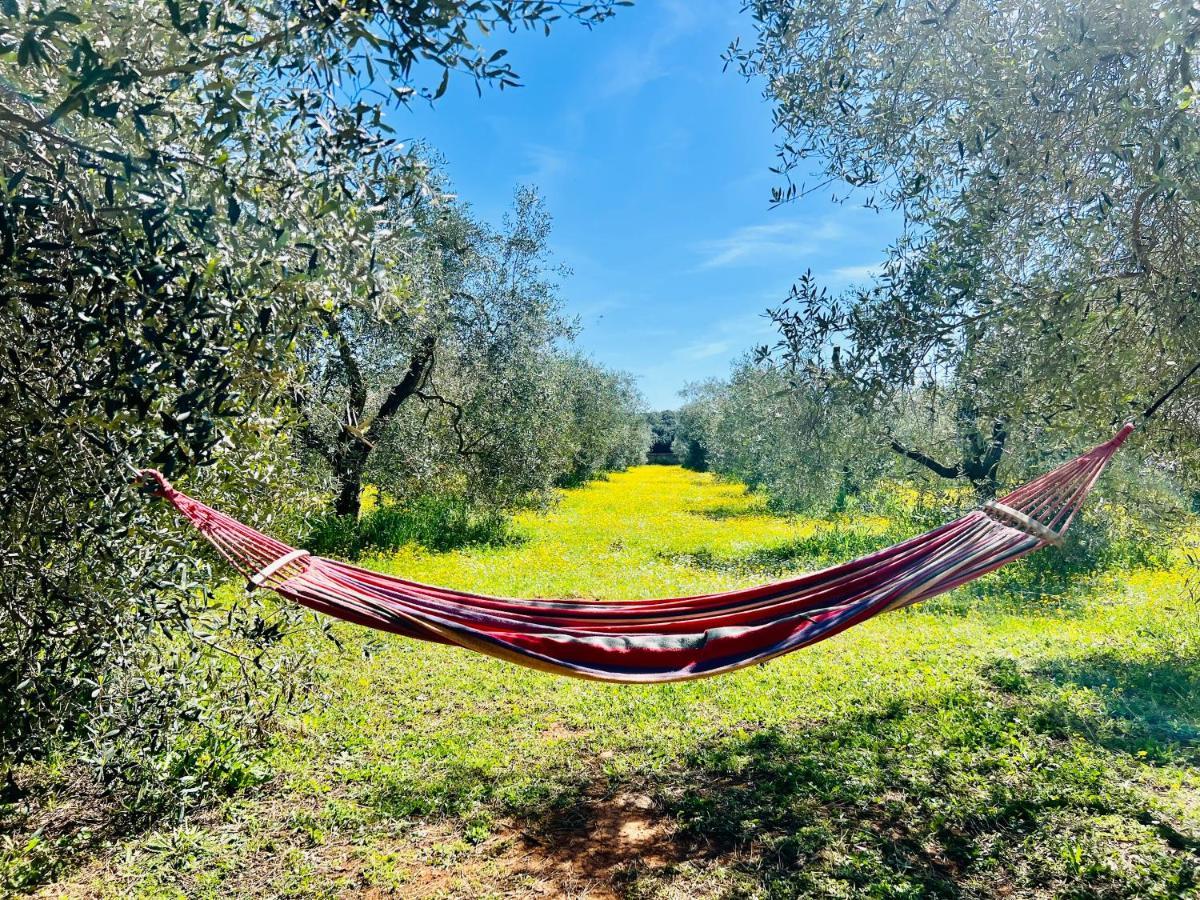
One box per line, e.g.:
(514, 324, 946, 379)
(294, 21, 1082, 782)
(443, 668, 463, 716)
(688, 503, 772, 521)
(676, 512, 1135, 620)
(485, 650, 1200, 897)
(920, 574, 1096, 620)
(18, 651, 1200, 897)
(306, 501, 528, 559)
(1023, 650, 1200, 763)
(667, 527, 910, 576)
(1, 769, 155, 893)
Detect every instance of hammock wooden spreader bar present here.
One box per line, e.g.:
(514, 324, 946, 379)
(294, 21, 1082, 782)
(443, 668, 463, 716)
(139, 424, 1133, 683)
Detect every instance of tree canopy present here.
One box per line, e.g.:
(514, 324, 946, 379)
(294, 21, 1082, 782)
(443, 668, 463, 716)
(294, 185, 648, 518)
(731, 0, 1200, 487)
(0, 0, 629, 790)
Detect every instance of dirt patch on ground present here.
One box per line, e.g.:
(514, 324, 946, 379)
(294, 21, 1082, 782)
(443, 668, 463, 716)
(507, 788, 689, 898)
(35, 780, 691, 899)
(538, 723, 591, 742)
(279, 785, 688, 898)
(3, 765, 137, 893)
(255, 792, 687, 899)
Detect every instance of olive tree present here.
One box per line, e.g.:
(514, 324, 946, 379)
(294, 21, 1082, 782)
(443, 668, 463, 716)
(732, 0, 1200, 489)
(672, 396, 712, 472)
(295, 187, 650, 520)
(677, 361, 888, 511)
(547, 354, 649, 486)
(0, 0, 626, 794)
(293, 187, 576, 518)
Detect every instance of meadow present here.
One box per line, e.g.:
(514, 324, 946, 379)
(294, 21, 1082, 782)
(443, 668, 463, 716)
(13, 466, 1200, 898)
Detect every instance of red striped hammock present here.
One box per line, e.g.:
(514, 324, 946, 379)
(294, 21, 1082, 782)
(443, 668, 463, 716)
(140, 424, 1132, 683)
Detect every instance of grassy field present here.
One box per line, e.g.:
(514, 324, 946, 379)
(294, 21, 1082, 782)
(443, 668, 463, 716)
(17, 466, 1200, 898)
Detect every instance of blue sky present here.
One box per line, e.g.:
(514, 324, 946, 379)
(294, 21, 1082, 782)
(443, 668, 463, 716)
(398, 1, 902, 410)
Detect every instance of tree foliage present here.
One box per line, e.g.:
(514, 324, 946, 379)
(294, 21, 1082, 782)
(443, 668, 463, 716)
(731, 0, 1200, 487)
(293, 187, 564, 515)
(0, 0, 627, 793)
(646, 410, 678, 456)
(548, 354, 649, 487)
(295, 185, 648, 520)
(676, 362, 889, 510)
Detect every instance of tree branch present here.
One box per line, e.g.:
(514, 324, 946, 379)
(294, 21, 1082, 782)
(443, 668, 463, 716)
(415, 386, 488, 457)
(888, 438, 963, 480)
(285, 386, 337, 465)
(981, 418, 1007, 473)
(134, 28, 294, 81)
(1131, 185, 1160, 276)
(317, 308, 366, 418)
(364, 334, 437, 445)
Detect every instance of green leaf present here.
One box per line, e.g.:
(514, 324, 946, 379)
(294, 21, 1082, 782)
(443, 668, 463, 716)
(16, 32, 39, 67)
(42, 8, 81, 25)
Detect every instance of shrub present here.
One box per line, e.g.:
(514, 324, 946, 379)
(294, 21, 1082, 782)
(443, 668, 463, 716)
(307, 496, 515, 558)
(0, 439, 323, 810)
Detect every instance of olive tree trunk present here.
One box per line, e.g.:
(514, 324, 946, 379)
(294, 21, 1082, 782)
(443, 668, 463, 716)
(301, 315, 438, 520)
(889, 415, 1008, 501)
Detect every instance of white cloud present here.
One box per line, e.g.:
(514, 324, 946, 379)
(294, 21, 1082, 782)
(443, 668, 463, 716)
(592, 0, 705, 99)
(832, 263, 879, 281)
(696, 219, 846, 270)
(625, 308, 780, 407)
(521, 144, 570, 186)
(677, 338, 734, 362)
(597, 46, 670, 98)
(828, 262, 882, 285)
(673, 311, 776, 362)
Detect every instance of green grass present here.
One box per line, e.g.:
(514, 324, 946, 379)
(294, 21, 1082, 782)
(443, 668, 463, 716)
(11, 466, 1200, 898)
(306, 493, 517, 557)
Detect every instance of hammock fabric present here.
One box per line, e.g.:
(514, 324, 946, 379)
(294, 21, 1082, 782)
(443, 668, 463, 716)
(140, 424, 1133, 683)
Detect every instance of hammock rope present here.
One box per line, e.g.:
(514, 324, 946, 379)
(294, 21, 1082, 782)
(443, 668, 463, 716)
(138, 423, 1134, 683)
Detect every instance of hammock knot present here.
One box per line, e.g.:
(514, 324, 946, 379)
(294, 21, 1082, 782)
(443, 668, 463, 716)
(1113, 420, 1136, 446)
(135, 468, 174, 498)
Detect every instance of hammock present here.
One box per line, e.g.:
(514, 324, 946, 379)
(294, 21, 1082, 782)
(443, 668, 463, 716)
(139, 424, 1132, 683)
